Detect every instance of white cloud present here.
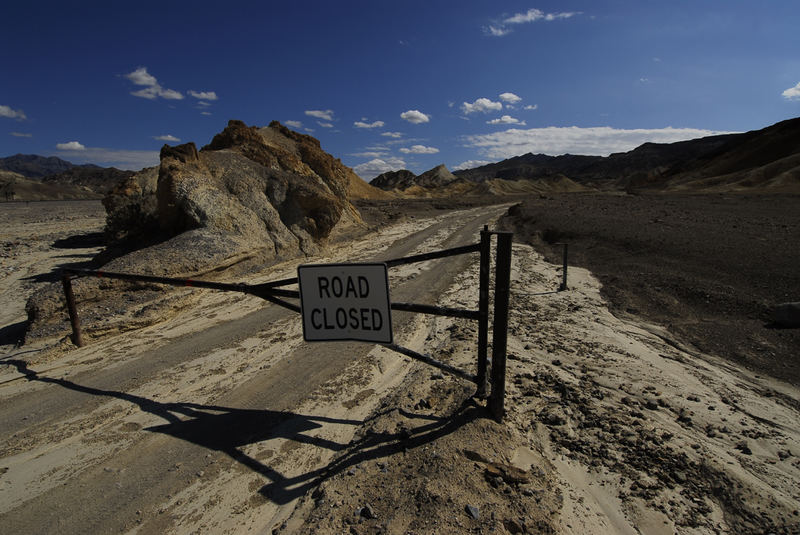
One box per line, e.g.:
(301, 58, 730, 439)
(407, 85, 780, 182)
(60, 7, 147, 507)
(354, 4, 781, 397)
(354, 120, 385, 129)
(305, 109, 334, 121)
(782, 82, 800, 100)
(499, 92, 522, 104)
(154, 134, 180, 142)
(453, 159, 493, 171)
(285, 120, 303, 128)
(461, 98, 502, 114)
(484, 25, 511, 37)
(381, 131, 404, 138)
(400, 110, 430, 124)
(486, 8, 580, 36)
(487, 115, 526, 126)
(318, 121, 334, 128)
(54, 147, 160, 170)
(201, 111, 212, 116)
(188, 90, 218, 101)
(505, 8, 579, 24)
(125, 67, 157, 86)
(464, 126, 734, 160)
(524, 104, 538, 110)
(350, 151, 388, 159)
(0, 105, 26, 120)
(125, 67, 184, 100)
(353, 157, 407, 180)
(399, 145, 440, 154)
(10, 132, 32, 138)
(56, 141, 86, 151)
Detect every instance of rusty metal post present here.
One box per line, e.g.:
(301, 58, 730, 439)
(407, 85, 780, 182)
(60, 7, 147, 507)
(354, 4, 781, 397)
(475, 225, 491, 397)
(559, 243, 568, 291)
(61, 275, 84, 347)
(488, 232, 512, 422)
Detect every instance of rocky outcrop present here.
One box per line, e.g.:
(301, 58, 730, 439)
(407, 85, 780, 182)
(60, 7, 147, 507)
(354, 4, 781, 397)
(26, 120, 368, 345)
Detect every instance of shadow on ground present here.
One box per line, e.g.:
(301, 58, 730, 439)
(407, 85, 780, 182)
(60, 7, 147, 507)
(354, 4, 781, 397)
(1, 358, 477, 505)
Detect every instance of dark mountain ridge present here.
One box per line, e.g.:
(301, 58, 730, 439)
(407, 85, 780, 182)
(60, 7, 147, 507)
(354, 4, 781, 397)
(453, 117, 800, 192)
(0, 153, 100, 178)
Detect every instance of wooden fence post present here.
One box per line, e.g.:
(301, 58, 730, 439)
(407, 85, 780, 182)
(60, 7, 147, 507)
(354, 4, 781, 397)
(488, 232, 512, 422)
(475, 225, 491, 397)
(61, 275, 84, 347)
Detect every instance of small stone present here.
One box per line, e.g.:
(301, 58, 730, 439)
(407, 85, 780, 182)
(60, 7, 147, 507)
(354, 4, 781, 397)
(465, 504, 480, 520)
(359, 503, 377, 519)
(552, 359, 562, 366)
(504, 518, 524, 534)
(735, 441, 752, 455)
(645, 399, 659, 410)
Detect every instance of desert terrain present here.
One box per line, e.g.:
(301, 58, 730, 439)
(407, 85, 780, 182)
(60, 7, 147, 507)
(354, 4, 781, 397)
(1, 195, 799, 534)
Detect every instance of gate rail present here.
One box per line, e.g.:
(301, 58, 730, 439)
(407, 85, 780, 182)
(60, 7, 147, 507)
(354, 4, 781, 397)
(61, 226, 513, 420)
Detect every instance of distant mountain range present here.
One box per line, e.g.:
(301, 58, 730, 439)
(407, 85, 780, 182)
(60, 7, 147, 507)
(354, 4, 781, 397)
(371, 117, 800, 194)
(0, 154, 100, 178)
(0, 154, 134, 200)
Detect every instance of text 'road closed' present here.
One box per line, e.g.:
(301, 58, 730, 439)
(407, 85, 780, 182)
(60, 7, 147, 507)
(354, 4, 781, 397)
(298, 263, 392, 343)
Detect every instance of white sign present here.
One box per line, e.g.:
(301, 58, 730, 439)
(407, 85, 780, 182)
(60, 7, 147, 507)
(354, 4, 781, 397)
(298, 263, 392, 343)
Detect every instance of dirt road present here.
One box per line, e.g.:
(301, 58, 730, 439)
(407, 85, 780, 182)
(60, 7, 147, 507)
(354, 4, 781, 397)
(2, 201, 798, 534)
(0, 205, 509, 533)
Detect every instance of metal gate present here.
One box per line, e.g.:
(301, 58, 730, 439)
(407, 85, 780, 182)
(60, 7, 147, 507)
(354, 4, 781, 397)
(61, 226, 513, 420)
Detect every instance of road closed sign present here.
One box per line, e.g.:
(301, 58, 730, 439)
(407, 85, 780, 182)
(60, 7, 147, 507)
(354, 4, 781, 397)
(298, 263, 392, 343)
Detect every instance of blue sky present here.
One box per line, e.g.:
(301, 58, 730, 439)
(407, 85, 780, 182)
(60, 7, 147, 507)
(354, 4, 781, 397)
(2, 1, 799, 179)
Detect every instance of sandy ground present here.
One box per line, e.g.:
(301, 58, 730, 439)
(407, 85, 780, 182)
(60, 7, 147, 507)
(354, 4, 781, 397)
(1, 200, 798, 534)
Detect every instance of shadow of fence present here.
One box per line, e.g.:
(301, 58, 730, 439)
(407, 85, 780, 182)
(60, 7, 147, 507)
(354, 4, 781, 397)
(2, 358, 477, 505)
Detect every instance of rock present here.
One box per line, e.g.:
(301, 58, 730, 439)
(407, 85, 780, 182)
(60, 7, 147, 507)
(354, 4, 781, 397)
(645, 399, 659, 410)
(484, 462, 531, 485)
(24, 120, 371, 345)
(735, 441, 753, 455)
(771, 302, 800, 328)
(465, 504, 480, 520)
(503, 518, 524, 534)
(358, 503, 377, 519)
(541, 408, 567, 426)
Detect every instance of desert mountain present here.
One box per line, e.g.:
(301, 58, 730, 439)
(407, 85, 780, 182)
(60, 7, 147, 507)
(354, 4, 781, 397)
(0, 154, 90, 178)
(0, 154, 134, 199)
(370, 169, 417, 191)
(371, 164, 457, 192)
(41, 166, 134, 195)
(454, 116, 800, 193)
(0, 170, 103, 201)
(26, 119, 382, 344)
